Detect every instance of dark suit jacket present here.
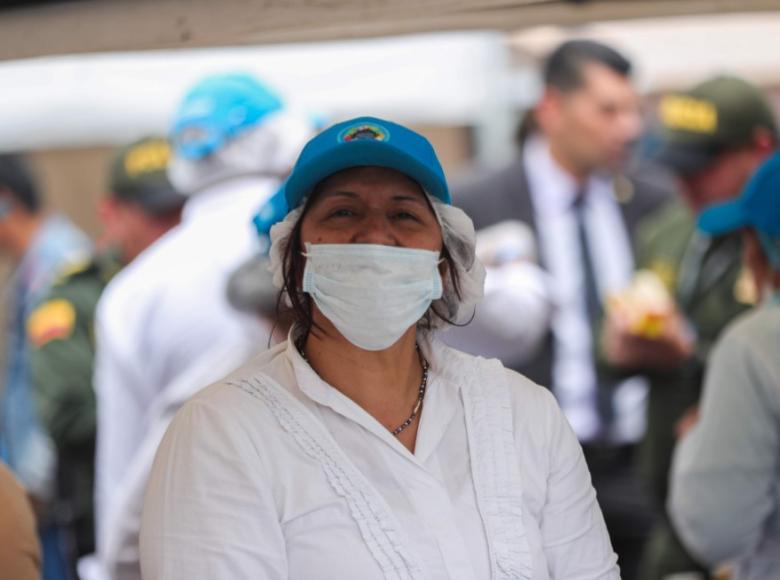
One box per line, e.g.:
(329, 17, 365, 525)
(452, 153, 673, 387)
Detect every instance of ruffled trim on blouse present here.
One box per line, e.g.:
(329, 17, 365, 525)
(457, 354, 533, 580)
(230, 336, 534, 580)
(230, 376, 426, 580)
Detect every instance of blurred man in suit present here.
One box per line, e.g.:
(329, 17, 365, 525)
(454, 40, 671, 579)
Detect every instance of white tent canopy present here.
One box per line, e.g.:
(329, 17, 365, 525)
(3, 3, 780, 162)
(0, 33, 513, 151)
(510, 12, 780, 91)
(0, 0, 778, 60)
(5, 9, 780, 151)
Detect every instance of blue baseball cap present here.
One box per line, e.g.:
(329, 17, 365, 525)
(252, 185, 289, 249)
(282, 116, 450, 209)
(699, 152, 780, 237)
(171, 73, 283, 161)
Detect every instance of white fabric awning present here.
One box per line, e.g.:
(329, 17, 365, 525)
(0, 0, 777, 60)
(0, 32, 512, 150)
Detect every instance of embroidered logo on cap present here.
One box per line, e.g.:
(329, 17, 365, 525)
(338, 123, 390, 143)
(660, 95, 718, 134)
(124, 140, 171, 177)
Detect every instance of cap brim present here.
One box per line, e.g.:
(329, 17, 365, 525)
(284, 140, 449, 209)
(698, 199, 750, 235)
(655, 142, 720, 177)
(117, 186, 186, 215)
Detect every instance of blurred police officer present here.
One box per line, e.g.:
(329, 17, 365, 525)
(27, 137, 183, 573)
(455, 40, 670, 579)
(605, 75, 778, 579)
(0, 153, 92, 580)
(91, 73, 312, 580)
(670, 152, 780, 580)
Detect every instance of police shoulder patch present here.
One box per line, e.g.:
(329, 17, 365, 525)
(27, 299, 77, 347)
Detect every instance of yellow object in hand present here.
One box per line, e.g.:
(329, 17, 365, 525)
(608, 270, 675, 340)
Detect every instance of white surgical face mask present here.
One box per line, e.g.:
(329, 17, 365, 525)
(302, 243, 443, 351)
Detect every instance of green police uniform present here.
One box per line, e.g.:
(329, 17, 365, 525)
(27, 253, 121, 556)
(636, 75, 778, 580)
(635, 198, 751, 579)
(25, 136, 184, 560)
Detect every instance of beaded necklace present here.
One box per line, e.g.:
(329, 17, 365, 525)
(295, 338, 429, 436)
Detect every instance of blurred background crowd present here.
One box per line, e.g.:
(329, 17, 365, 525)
(0, 2, 779, 580)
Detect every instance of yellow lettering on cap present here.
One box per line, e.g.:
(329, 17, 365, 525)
(27, 299, 77, 347)
(660, 96, 718, 135)
(124, 141, 171, 178)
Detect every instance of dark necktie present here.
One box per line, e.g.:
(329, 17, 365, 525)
(573, 192, 614, 438)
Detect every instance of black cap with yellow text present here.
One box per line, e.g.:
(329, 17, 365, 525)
(110, 137, 185, 214)
(656, 75, 778, 176)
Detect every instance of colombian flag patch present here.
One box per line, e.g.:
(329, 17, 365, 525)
(27, 299, 77, 347)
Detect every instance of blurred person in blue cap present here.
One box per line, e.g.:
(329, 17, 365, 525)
(226, 185, 294, 341)
(0, 153, 92, 580)
(603, 74, 778, 580)
(141, 116, 620, 580)
(25, 137, 185, 578)
(669, 151, 780, 580)
(90, 73, 312, 580)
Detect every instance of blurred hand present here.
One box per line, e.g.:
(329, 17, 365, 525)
(675, 405, 701, 440)
(603, 305, 694, 371)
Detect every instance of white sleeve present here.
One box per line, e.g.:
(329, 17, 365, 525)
(537, 389, 620, 579)
(140, 391, 287, 580)
(146, 274, 260, 394)
(101, 342, 259, 579)
(670, 323, 780, 566)
(479, 262, 553, 349)
(93, 291, 147, 546)
(442, 262, 553, 365)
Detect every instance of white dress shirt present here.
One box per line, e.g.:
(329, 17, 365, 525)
(524, 136, 647, 443)
(141, 333, 619, 580)
(92, 176, 275, 578)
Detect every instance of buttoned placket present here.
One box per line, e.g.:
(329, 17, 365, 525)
(288, 341, 482, 580)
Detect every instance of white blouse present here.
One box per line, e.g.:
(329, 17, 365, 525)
(140, 335, 619, 580)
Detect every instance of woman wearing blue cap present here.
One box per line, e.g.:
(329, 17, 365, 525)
(140, 117, 618, 579)
(670, 152, 780, 580)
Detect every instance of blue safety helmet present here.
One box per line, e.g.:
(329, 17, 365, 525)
(171, 73, 284, 161)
